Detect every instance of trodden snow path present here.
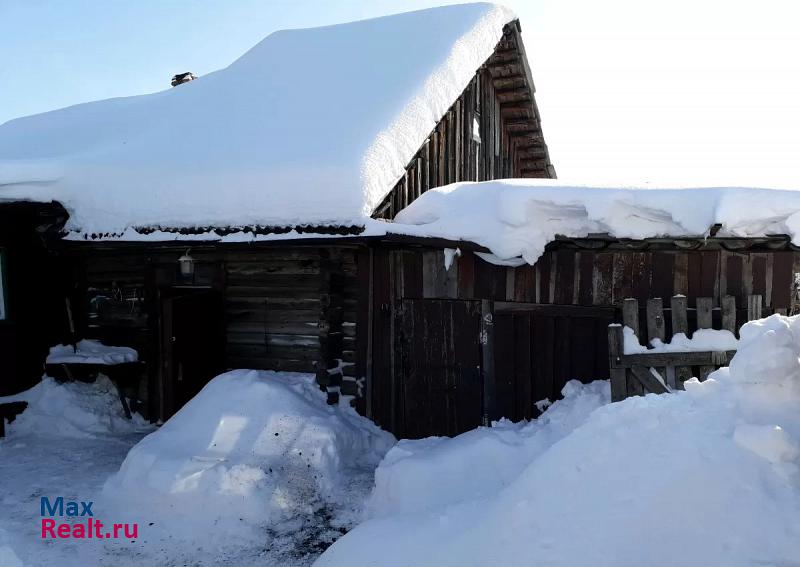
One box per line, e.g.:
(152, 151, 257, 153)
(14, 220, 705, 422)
(0, 371, 393, 566)
(0, 433, 148, 566)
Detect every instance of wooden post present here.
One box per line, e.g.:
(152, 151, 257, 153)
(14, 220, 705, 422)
(608, 324, 627, 402)
(480, 299, 495, 426)
(646, 297, 666, 386)
(622, 297, 640, 338)
(696, 297, 713, 330)
(696, 297, 715, 380)
(671, 295, 688, 335)
(365, 248, 374, 419)
(721, 295, 736, 333)
(670, 295, 691, 389)
(646, 298, 666, 343)
(747, 294, 762, 321)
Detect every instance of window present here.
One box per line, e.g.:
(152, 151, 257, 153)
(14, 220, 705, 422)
(0, 249, 7, 320)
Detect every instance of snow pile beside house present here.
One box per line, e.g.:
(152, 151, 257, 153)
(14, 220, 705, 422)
(317, 314, 800, 567)
(0, 376, 149, 438)
(393, 180, 800, 264)
(0, 3, 513, 235)
(367, 380, 609, 517)
(102, 370, 395, 555)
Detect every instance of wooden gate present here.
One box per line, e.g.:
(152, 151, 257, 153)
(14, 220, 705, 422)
(397, 299, 483, 438)
(608, 294, 764, 401)
(493, 303, 615, 421)
(397, 299, 615, 438)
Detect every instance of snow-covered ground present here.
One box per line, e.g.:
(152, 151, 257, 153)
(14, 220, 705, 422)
(317, 314, 800, 567)
(0, 371, 393, 566)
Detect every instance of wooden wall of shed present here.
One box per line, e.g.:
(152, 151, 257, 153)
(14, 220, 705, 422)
(373, 22, 554, 220)
(384, 246, 797, 312)
(367, 243, 799, 436)
(65, 244, 363, 419)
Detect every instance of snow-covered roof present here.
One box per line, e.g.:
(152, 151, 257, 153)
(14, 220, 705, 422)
(0, 3, 515, 237)
(391, 180, 800, 263)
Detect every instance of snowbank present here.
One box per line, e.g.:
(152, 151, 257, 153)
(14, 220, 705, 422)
(317, 314, 800, 567)
(367, 380, 609, 518)
(0, 376, 150, 438)
(103, 370, 395, 553)
(46, 339, 138, 365)
(393, 180, 800, 264)
(0, 4, 513, 236)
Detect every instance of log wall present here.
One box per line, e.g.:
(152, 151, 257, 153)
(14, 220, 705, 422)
(64, 243, 364, 419)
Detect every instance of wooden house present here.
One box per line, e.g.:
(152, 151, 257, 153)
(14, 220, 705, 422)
(0, 5, 796, 439)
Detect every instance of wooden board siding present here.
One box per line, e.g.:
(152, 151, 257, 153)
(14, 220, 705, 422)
(385, 248, 796, 313)
(369, 242, 800, 437)
(398, 299, 482, 438)
(373, 21, 554, 220)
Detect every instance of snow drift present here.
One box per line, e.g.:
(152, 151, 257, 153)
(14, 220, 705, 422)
(103, 370, 395, 554)
(393, 180, 800, 264)
(316, 314, 800, 567)
(0, 3, 514, 235)
(0, 376, 150, 438)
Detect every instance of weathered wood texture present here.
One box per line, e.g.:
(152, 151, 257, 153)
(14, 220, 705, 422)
(381, 247, 796, 312)
(63, 244, 363, 418)
(397, 299, 482, 438)
(373, 21, 554, 220)
(369, 243, 799, 437)
(609, 294, 762, 401)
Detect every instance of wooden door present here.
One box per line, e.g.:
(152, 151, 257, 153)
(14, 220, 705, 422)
(397, 299, 482, 439)
(493, 310, 614, 421)
(160, 288, 224, 419)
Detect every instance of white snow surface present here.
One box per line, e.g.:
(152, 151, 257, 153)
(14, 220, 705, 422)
(623, 325, 740, 354)
(367, 380, 610, 518)
(0, 375, 151, 438)
(102, 370, 395, 561)
(46, 339, 139, 365)
(0, 3, 514, 236)
(393, 179, 800, 264)
(316, 314, 800, 567)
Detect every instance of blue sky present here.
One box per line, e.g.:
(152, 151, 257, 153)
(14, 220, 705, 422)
(2, 0, 799, 185)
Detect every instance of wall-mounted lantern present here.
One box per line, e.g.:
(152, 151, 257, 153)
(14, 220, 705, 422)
(178, 249, 195, 278)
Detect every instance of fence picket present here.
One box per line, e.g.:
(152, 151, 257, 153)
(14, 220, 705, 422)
(747, 294, 762, 321)
(622, 298, 639, 337)
(671, 295, 688, 335)
(721, 295, 736, 333)
(696, 297, 713, 329)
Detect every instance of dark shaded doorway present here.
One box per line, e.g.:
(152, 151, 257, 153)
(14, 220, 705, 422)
(159, 288, 224, 420)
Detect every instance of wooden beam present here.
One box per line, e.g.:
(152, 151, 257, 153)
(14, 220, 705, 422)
(616, 351, 736, 368)
(622, 298, 640, 337)
(494, 302, 614, 318)
(630, 365, 670, 394)
(608, 325, 627, 402)
(480, 299, 495, 426)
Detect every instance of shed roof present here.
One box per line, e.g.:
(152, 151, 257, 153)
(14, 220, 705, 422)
(0, 3, 515, 238)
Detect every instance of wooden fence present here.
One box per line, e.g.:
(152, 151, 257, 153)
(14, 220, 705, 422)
(608, 294, 765, 401)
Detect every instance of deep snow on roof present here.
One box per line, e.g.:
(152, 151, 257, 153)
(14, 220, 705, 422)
(0, 3, 515, 237)
(391, 179, 800, 263)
